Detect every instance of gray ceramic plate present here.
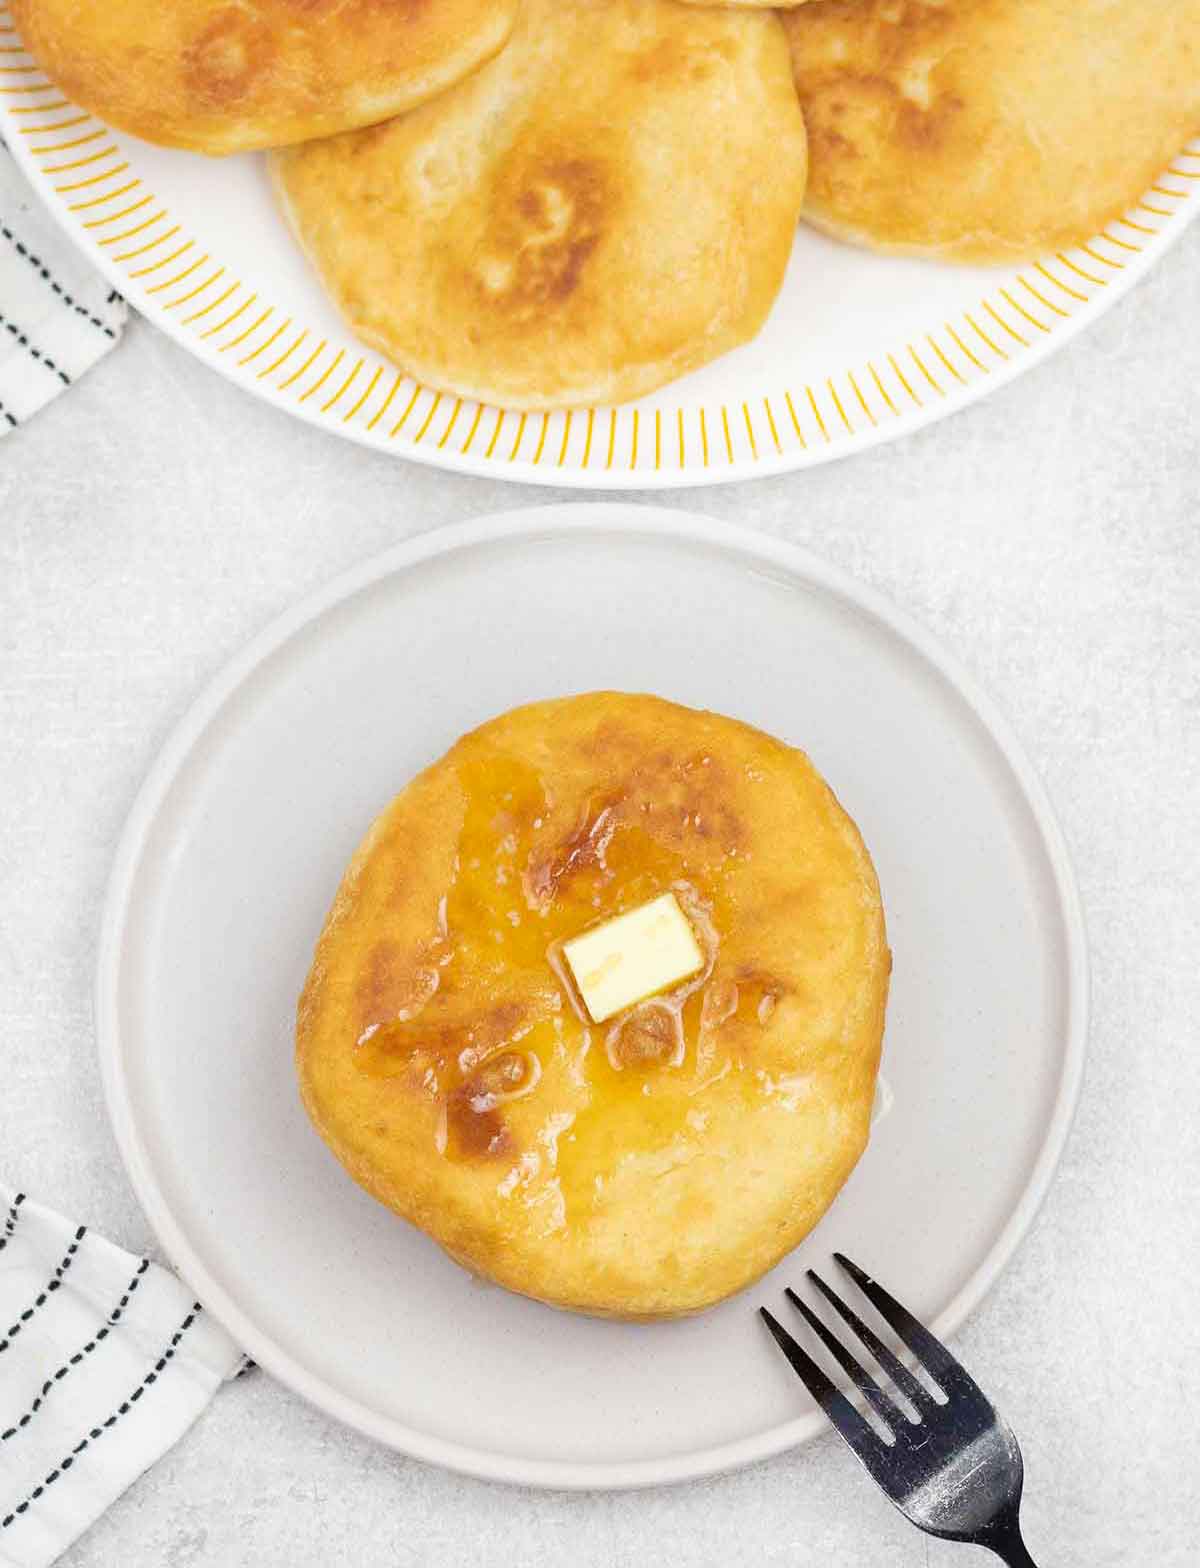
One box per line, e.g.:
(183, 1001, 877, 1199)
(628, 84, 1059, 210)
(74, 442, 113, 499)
(96, 505, 1088, 1489)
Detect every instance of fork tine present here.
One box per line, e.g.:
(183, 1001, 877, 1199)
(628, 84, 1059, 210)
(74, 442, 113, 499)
(784, 1287, 908, 1435)
(807, 1269, 933, 1411)
(759, 1308, 884, 1461)
(834, 1253, 979, 1396)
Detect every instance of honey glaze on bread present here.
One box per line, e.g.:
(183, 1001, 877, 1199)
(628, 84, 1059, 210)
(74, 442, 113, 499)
(297, 694, 889, 1319)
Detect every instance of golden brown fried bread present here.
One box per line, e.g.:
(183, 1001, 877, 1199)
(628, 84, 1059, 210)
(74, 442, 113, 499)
(297, 693, 890, 1319)
(272, 0, 807, 409)
(676, 1, 819, 8)
(784, 0, 1200, 262)
(9, 0, 518, 154)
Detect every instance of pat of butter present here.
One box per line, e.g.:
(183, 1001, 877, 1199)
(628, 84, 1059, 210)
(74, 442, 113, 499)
(561, 893, 704, 1024)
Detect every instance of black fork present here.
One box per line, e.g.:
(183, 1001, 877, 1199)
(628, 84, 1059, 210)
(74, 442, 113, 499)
(762, 1255, 1041, 1567)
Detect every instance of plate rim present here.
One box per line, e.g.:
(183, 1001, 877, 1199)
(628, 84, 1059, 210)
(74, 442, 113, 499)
(2, 27, 1196, 488)
(95, 503, 1090, 1489)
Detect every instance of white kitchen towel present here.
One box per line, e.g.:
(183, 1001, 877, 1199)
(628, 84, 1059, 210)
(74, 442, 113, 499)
(0, 1186, 245, 1568)
(0, 146, 127, 436)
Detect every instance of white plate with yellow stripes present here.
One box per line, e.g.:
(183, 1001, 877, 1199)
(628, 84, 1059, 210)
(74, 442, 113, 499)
(2, 6, 1197, 487)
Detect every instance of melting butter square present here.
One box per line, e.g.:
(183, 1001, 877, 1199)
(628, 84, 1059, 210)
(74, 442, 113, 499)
(561, 893, 704, 1024)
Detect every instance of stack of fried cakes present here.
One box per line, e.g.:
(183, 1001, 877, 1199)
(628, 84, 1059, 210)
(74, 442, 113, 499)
(14, 0, 1199, 405)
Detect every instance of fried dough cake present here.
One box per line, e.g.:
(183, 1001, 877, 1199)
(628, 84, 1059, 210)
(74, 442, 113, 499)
(272, 0, 807, 409)
(784, 0, 1200, 261)
(297, 694, 890, 1319)
(9, 0, 518, 154)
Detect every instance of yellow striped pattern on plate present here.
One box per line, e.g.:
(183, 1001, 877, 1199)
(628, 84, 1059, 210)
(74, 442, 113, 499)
(2, 4, 1197, 484)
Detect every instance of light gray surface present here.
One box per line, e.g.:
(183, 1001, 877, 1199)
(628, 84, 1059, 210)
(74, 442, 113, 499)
(2, 223, 1198, 1564)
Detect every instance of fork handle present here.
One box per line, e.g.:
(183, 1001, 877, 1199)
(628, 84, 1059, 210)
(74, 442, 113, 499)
(988, 1529, 1040, 1568)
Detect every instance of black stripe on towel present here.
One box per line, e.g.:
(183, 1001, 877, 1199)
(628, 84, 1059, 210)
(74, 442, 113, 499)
(0, 1193, 26, 1252)
(1, 1259, 151, 1443)
(1, 1304, 202, 1532)
(0, 223, 119, 340)
(0, 1226, 86, 1355)
(0, 309, 71, 386)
